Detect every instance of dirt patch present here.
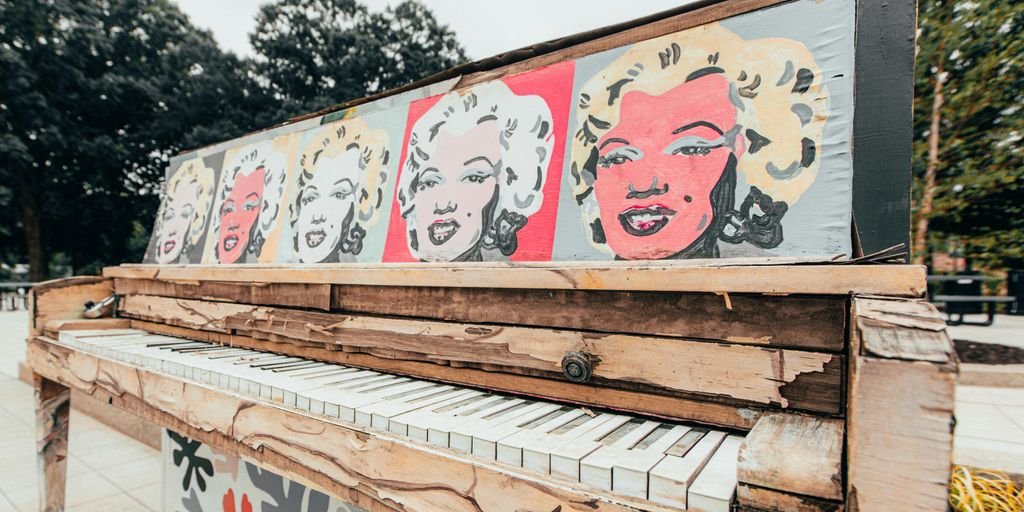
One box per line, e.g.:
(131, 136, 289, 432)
(955, 339, 1024, 365)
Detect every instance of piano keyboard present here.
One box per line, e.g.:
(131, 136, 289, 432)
(57, 329, 743, 510)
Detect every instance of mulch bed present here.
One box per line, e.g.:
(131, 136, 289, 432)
(954, 339, 1024, 365)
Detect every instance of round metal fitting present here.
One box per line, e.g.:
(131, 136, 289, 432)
(560, 352, 593, 384)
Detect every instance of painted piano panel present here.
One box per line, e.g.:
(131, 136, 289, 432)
(143, 0, 854, 265)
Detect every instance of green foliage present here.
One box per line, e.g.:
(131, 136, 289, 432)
(250, 0, 465, 119)
(0, 0, 465, 277)
(914, 0, 1024, 269)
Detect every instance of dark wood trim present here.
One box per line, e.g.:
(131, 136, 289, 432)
(851, 0, 917, 259)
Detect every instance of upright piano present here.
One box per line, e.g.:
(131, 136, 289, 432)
(28, 1, 951, 511)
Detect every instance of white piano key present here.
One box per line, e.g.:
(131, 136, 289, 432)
(473, 404, 573, 460)
(579, 420, 662, 491)
(427, 396, 518, 448)
(549, 415, 633, 481)
(611, 424, 690, 499)
(497, 408, 593, 467)
(366, 387, 481, 431)
(389, 393, 485, 438)
(648, 429, 727, 509)
(402, 394, 495, 442)
(353, 382, 452, 427)
(350, 380, 439, 425)
(686, 435, 743, 512)
(448, 401, 556, 454)
(521, 412, 608, 474)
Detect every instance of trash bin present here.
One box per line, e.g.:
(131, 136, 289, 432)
(1009, 269, 1024, 315)
(943, 271, 983, 316)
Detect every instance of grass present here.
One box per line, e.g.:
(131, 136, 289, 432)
(950, 465, 1024, 512)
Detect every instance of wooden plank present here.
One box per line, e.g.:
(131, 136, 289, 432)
(851, 0, 916, 257)
(102, 263, 927, 297)
(33, 374, 70, 512)
(26, 338, 677, 512)
(853, 298, 952, 363)
(846, 357, 954, 511)
(129, 319, 762, 430)
(42, 318, 132, 338)
(30, 276, 113, 335)
(113, 278, 331, 310)
(331, 286, 847, 351)
(736, 483, 844, 512)
(118, 295, 843, 413)
(737, 412, 843, 501)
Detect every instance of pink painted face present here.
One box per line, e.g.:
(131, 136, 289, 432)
(411, 121, 501, 261)
(593, 74, 741, 260)
(217, 167, 265, 263)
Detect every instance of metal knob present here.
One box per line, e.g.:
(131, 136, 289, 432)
(561, 352, 593, 383)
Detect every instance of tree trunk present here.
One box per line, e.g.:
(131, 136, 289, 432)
(18, 175, 47, 282)
(912, 44, 946, 266)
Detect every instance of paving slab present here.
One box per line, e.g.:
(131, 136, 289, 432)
(946, 314, 1024, 349)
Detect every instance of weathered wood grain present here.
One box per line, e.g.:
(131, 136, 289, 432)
(34, 374, 70, 512)
(853, 298, 952, 363)
(113, 278, 331, 310)
(129, 319, 763, 429)
(30, 276, 113, 335)
(331, 285, 847, 351)
(737, 412, 844, 501)
(846, 294, 956, 511)
(737, 483, 844, 512)
(846, 357, 955, 511)
(27, 338, 679, 512)
(118, 294, 842, 413)
(102, 263, 928, 297)
(42, 318, 132, 339)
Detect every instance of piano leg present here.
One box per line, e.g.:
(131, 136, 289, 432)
(33, 374, 70, 512)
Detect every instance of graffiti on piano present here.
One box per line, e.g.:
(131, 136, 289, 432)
(146, 0, 854, 265)
(163, 429, 366, 512)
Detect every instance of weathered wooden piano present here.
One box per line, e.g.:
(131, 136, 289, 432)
(28, 1, 954, 511)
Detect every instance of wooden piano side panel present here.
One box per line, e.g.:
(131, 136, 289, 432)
(115, 293, 845, 417)
(26, 337, 678, 512)
(845, 297, 956, 512)
(29, 276, 114, 336)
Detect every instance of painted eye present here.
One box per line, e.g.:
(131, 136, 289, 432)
(673, 146, 713, 156)
(331, 191, 345, 199)
(598, 146, 644, 168)
(417, 181, 437, 192)
(463, 174, 487, 184)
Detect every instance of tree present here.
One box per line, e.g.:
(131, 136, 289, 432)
(0, 0, 270, 279)
(912, 0, 1023, 270)
(1, 0, 467, 279)
(250, 0, 465, 120)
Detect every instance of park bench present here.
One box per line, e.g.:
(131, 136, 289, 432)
(928, 275, 1016, 326)
(26, 1, 952, 511)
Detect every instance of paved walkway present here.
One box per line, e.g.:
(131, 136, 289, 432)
(0, 311, 161, 511)
(946, 314, 1024, 349)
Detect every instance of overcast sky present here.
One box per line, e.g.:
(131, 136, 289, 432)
(174, 0, 695, 60)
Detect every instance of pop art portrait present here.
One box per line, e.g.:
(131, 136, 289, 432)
(146, 157, 217, 264)
(207, 139, 291, 264)
(289, 117, 391, 263)
(383, 62, 573, 262)
(567, 23, 828, 260)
